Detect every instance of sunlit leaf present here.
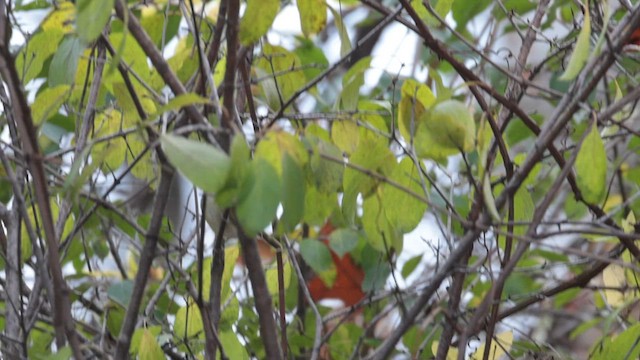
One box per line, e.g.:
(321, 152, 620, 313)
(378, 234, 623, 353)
(17, 29, 64, 83)
(130, 326, 162, 355)
(298, 0, 326, 36)
(431, 341, 458, 360)
(576, 123, 606, 204)
(161, 134, 231, 194)
(266, 258, 291, 294)
(415, 100, 475, 160)
(110, 31, 151, 81)
(303, 184, 338, 226)
(343, 137, 396, 198)
(591, 323, 640, 360)
(255, 130, 308, 176)
(255, 44, 306, 111)
(41, 1, 75, 33)
(239, 0, 279, 45)
(174, 300, 203, 340)
(32, 85, 70, 125)
(602, 263, 630, 307)
(469, 331, 513, 360)
(331, 119, 360, 155)
(43, 347, 72, 360)
(138, 329, 165, 360)
(398, 79, 436, 142)
(220, 330, 249, 360)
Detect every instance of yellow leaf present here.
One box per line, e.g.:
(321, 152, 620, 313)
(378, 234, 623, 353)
(470, 331, 513, 360)
(602, 265, 627, 307)
(431, 341, 458, 360)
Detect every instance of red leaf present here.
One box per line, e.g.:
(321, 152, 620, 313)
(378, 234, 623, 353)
(307, 221, 365, 307)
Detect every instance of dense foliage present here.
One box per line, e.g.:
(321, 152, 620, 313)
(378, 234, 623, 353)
(1, 0, 640, 359)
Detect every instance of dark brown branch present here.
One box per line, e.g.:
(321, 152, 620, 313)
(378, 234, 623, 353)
(236, 219, 283, 359)
(0, 2, 82, 357)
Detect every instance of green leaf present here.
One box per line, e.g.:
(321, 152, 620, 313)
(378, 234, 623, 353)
(308, 137, 344, 193)
(381, 158, 428, 233)
(236, 159, 281, 236)
(130, 326, 162, 355)
(220, 330, 249, 360)
(138, 329, 165, 360)
(343, 137, 396, 198)
(222, 247, 241, 301)
(303, 184, 338, 226)
(294, 38, 329, 83)
(266, 259, 291, 294)
(255, 44, 306, 111)
(109, 31, 151, 81)
(331, 119, 360, 155)
(76, 0, 114, 43)
(452, 0, 491, 31)
(17, 29, 64, 83)
(239, 0, 279, 45)
(298, 0, 327, 36)
(255, 130, 309, 176)
(106, 307, 125, 337)
(415, 100, 476, 160)
(216, 135, 251, 208)
(48, 36, 85, 86)
(413, 0, 454, 26)
(398, 79, 436, 142)
(362, 194, 402, 252)
(328, 228, 360, 257)
(328, 5, 351, 57)
(174, 300, 203, 339)
(338, 57, 371, 111)
(560, 6, 591, 80)
(510, 188, 534, 237)
(42, 347, 72, 360)
(32, 85, 70, 125)
(592, 323, 640, 360)
(401, 254, 422, 278)
(161, 134, 231, 194)
(151, 93, 211, 118)
(300, 238, 333, 274)
(576, 123, 607, 204)
(107, 280, 134, 308)
(280, 154, 306, 232)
